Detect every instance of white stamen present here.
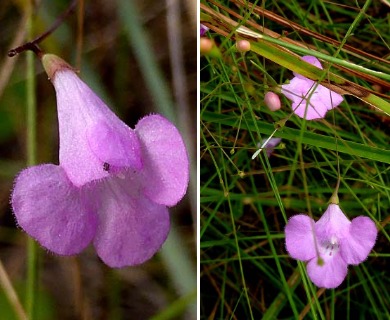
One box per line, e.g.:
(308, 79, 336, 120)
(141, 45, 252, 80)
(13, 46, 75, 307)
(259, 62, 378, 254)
(116, 172, 126, 179)
(322, 236, 340, 258)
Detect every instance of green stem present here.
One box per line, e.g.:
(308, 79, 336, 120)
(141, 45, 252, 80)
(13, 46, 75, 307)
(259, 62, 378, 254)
(117, 0, 176, 122)
(149, 289, 197, 320)
(255, 33, 390, 80)
(117, 2, 196, 317)
(159, 227, 197, 317)
(0, 260, 28, 320)
(25, 1, 38, 318)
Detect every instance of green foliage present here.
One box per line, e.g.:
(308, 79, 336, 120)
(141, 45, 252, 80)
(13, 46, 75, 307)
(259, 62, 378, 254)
(0, 283, 55, 320)
(200, 0, 390, 319)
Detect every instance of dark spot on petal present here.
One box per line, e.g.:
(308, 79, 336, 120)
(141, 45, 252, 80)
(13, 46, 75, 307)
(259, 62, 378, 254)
(103, 162, 110, 172)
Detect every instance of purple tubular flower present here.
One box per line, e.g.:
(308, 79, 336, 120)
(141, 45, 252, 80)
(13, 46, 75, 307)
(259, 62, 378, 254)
(285, 204, 377, 288)
(11, 54, 189, 268)
(281, 56, 343, 120)
(200, 24, 209, 36)
(257, 137, 281, 158)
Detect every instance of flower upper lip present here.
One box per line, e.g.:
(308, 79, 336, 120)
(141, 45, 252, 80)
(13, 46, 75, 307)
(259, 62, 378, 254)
(53, 69, 143, 187)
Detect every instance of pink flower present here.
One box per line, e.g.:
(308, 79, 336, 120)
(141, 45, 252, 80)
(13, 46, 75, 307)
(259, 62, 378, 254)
(285, 203, 377, 288)
(11, 54, 189, 268)
(200, 24, 209, 36)
(281, 56, 343, 120)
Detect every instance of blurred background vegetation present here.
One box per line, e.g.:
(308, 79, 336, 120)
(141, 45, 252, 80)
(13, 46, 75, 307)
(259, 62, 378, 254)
(0, 0, 196, 319)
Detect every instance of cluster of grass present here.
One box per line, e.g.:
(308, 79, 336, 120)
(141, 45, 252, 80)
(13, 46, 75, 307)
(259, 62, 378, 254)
(0, 0, 196, 319)
(200, 0, 390, 319)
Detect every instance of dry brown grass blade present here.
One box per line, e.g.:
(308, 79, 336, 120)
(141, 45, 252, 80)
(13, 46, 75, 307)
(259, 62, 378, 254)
(0, 260, 28, 320)
(0, 14, 27, 99)
(230, 0, 390, 92)
(232, 0, 390, 66)
(201, 2, 390, 99)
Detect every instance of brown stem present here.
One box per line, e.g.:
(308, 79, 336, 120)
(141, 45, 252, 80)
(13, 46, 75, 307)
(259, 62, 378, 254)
(8, 42, 43, 58)
(8, 0, 78, 58)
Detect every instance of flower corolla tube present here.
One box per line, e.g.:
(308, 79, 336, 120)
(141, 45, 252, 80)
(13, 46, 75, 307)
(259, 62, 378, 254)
(281, 56, 343, 120)
(11, 54, 189, 268)
(285, 203, 377, 288)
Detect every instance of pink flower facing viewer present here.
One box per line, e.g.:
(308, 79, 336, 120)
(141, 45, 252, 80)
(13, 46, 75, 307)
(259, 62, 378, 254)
(285, 203, 377, 288)
(11, 54, 189, 268)
(281, 56, 343, 120)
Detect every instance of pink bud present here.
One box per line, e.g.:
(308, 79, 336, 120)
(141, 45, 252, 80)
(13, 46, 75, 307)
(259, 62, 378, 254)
(200, 38, 213, 54)
(264, 92, 281, 111)
(236, 40, 251, 52)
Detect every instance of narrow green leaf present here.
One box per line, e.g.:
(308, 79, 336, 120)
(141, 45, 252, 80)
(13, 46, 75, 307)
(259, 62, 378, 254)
(202, 111, 390, 164)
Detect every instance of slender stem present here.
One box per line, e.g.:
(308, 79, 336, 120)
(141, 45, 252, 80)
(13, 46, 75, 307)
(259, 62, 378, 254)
(330, 109, 341, 205)
(0, 260, 28, 320)
(238, 23, 390, 81)
(8, 0, 78, 57)
(25, 1, 38, 318)
(149, 289, 197, 320)
(76, 0, 85, 69)
(117, 4, 196, 317)
(159, 227, 196, 317)
(166, 0, 197, 236)
(117, 0, 176, 121)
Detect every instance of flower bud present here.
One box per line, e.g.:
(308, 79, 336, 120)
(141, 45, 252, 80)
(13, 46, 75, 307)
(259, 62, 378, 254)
(264, 92, 281, 111)
(236, 40, 251, 52)
(200, 38, 213, 54)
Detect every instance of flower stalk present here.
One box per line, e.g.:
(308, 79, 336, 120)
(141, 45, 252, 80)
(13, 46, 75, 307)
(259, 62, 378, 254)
(25, 2, 37, 318)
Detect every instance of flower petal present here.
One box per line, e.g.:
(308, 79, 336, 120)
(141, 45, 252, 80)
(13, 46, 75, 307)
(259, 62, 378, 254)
(87, 120, 142, 170)
(281, 55, 343, 120)
(11, 164, 97, 255)
(313, 84, 343, 111)
(341, 216, 377, 265)
(293, 55, 323, 79)
(93, 176, 170, 268)
(293, 97, 328, 120)
(315, 204, 350, 241)
(53, 70, 142, 186)
(307, 253, 348, 288)
(135, 114, 189, 206)
(285, 215, 317, 261)
(282, 78, 330, 120)
(281, 77, 313, 102)
(258, 137, 281, 157)
(200, 24, 209, 36)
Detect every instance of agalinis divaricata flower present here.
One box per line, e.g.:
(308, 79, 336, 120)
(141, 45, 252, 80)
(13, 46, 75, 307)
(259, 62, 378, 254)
(281, 56, 343, 120)
(285, 203, 377, 288)
(11, 54, 189, 268)
(200, 24, 209, 36)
